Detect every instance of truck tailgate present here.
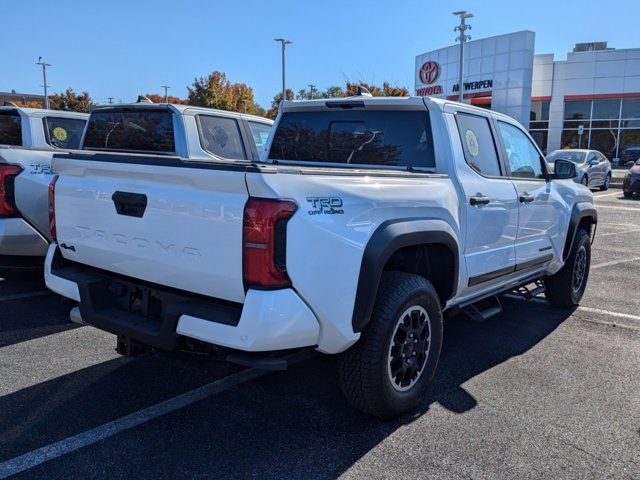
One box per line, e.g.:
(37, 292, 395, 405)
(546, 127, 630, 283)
(53, 154, 249, 303)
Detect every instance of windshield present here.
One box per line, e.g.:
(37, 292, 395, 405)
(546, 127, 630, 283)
(268, 110, 435, 169)
(546, 151, 586, 164)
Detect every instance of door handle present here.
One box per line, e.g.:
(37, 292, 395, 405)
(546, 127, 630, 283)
(469, 195, 490, 206)
(519, 193, 535, 203)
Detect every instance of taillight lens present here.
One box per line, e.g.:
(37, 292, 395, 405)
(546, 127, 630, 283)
(0, 164, 23, 217)
(243, 198, 297, 289)
(49, 175, 59, 241)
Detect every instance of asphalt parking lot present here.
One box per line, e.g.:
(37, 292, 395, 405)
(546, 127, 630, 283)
(1, 191, 639, 480)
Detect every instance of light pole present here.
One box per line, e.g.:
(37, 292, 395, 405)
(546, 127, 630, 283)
(453, 11, 473, 103)
(161, 85, 170, 103)
(36, 57, 51, 109)
(274, 38, 292, 104)
(107, 97, 114, 104)
(308, 84, 316, 99)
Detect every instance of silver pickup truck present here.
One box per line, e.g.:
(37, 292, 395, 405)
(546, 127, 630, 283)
(0, 105, 88, 278)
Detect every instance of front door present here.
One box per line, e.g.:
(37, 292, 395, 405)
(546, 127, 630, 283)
(496, 120, 558, 270)
(453, 111, 519, 293)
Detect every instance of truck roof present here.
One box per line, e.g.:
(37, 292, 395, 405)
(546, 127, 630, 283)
(280, 95, 518, 123)
(90, 103, 273, 125)
(0, 105, 88, 119)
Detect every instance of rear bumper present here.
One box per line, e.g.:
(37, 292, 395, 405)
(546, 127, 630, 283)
(0, 218, 49, 259)
(44, 244, 320, 352)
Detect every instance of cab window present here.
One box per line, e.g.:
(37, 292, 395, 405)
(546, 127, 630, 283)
(248, 121, 271, 153)
(455, 113, 502, 177)
(43, 117, 86, 149)
(198, 115, 246, 160)
(0, 111, 22, 146)
(498, 121, 545, 179)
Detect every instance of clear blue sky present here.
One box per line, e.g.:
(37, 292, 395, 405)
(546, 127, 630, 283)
(3, 0, 639, 108)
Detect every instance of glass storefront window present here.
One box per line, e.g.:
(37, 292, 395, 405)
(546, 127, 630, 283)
(564, 100, 591, 120)
(563, 121, 589, 129)
(620, 129, 640, 150)
(592, 99, 621, 119)
(529, 130, 548, 153)
(530, 121, 548, 130)
(589, 130, 618, 159)
(561, 129, 590, 149)
(530, 101, 550, 121)
(621, 99, 640, 119)
(621, 119, 640, 128)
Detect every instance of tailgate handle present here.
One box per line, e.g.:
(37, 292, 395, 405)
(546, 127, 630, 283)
(112, 191, 147, 218)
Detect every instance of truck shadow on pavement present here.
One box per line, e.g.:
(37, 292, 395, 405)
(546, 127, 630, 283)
(0, 297, 574, 479)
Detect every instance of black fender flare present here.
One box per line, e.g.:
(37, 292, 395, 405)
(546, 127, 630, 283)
(563, 202, 597, 261)
(351, 218, 459, 333)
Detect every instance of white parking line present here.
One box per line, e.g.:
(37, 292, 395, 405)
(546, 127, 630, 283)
(596, 228, 640, 237)
(0, 291, 52, 302)
(594, 191, 623, 198)
(591, 256, 640, 269)
(0, 349, 313, 479)
(576, 306, 640, 323)
(595, 205, 640, 212)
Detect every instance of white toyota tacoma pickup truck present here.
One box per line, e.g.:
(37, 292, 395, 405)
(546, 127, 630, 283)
(44, 95, 596, 418)
(0, 105, 87, 277)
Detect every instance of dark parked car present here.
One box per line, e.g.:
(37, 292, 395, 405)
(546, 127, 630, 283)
(620, 146, 640, 167)
(623, 159, 640, 198)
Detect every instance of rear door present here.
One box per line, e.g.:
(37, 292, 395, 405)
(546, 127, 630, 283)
(53, 108, 250, 303)
(495, 120, 557, 270)
(453, 111, 519, 292)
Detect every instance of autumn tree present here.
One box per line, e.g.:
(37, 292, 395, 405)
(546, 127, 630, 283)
(266, 88, 295, 119)
(344, 81, 409, 97)
(13, 100, 43, 108)
(187, 71, 262, 115)
(49, 88, 93, 112)
(144, 93, 189, 105)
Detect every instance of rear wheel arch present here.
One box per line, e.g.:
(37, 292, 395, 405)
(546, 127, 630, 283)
(351, 219, 459, 333)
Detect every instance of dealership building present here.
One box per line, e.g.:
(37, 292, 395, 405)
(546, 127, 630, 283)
(415, 31, 640, 159)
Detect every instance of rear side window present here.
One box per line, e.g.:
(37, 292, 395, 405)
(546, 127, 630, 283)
(455, 113, 502, 177)
(83, 109, 175, 153)
(268, 110, 435, 169)
(0, 111, 22, 146)
(43, 117, 86, 149)
(248, 121, 271, 153)
(198, 115, 246, 160)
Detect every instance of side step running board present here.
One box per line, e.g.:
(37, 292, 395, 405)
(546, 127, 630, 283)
(451, 295, 503, 322)
(514, 279, 546, 300)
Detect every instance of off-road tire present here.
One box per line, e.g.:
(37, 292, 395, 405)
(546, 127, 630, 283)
(337, 272, 443, 419)
(545, 229, 591, 307)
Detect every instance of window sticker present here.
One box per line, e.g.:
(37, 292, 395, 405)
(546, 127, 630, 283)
(465, 129, 479, 157)
(53, 127, 68, 142)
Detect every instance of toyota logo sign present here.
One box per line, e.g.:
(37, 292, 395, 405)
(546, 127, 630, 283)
(419, 61, 440, 85)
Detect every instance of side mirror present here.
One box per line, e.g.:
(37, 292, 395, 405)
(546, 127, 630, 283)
(553, 159, 577, 179)
(588, 159, 599, 166)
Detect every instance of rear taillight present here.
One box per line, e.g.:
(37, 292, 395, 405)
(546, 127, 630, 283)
(243, 198, 297, 289)
(0, 164, 23, 217)
(49, 175, 59, 241)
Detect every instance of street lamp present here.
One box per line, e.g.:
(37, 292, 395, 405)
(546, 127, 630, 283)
(308, 84, 316, 99)
(36, 57, 51, 109)
(161, 85, 170, 103)
(453, 11, 473, 103)
(274, 38, 292, 104)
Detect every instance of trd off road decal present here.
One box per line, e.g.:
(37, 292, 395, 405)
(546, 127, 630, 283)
(306, 197, 344, 215)
(30, 164, 55, 175)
